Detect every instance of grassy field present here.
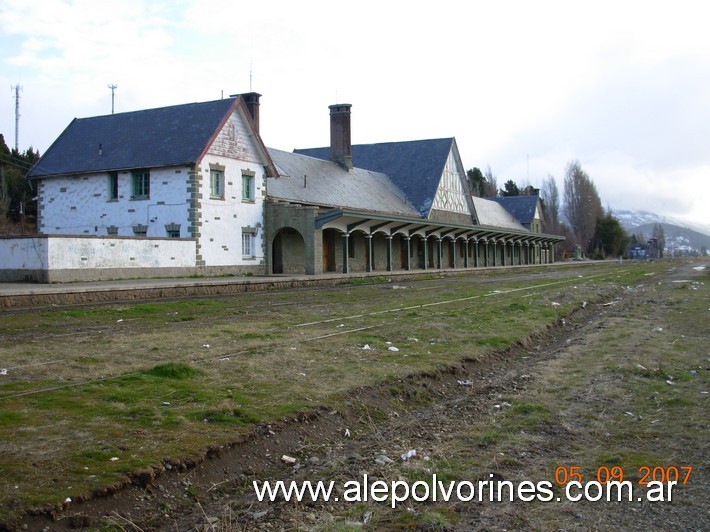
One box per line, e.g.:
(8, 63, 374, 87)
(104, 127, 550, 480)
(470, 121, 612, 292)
(0, 260, 705, 529)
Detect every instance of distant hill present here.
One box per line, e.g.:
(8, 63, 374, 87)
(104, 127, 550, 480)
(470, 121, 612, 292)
(615, 210, 710, 254)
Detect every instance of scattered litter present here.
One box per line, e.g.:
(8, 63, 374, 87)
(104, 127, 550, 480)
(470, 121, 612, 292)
(601, 301, 618, 307)
(0, 369, 7, 376)
(362, 344, 372, 350)
(551, 302, 560, 307)
(336, 324, 345, 328)
(665, 380, 675, 386)
(299, 372, 306, 376)
(363, 511, 373, 524)
(692, 266, 706, 271)
(388, 346, 399, 352)
(161, 401, 171, 406)
(654, 327, 663, 333)
(219, 357, 230, 361)
(636, 364, 648, 371)
(109, 457, 119, 462)
(457, 380, 473, 386)
(64, 497, 71, 504)
(407, 337, 419, 342)
(624, 412, 635, 417)
(116, 319, 123, 323)
(202, 344, 211, 348)
(581, 301, 587, 309)
(281, 455, 297, 465)
(401, 449, 417, 461)
(650, 419, 661, 424)
(386, 341, 392, 345)
(344, 428, 351, 437)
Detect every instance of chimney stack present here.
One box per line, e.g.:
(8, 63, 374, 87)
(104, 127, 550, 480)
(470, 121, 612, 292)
(234, 92, 261, 134)
(329, 103, 352, 171)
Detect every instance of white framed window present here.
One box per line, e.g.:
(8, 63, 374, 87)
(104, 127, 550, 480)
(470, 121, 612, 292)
(242, 232, 254, 258)
(132, 171, 150, 199)
(210, 169, 224, 199)
(241, 172, 255, 202)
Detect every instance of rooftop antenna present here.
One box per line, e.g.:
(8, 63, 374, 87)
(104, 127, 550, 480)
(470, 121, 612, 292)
(108, 83, 117, 114)
(11, 83, 22, 151)
(249, 61, 253, 92)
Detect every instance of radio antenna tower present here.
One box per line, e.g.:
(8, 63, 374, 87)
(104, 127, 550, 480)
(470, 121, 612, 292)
(108, 83, 117, 114)
(11, 84, 22, 151)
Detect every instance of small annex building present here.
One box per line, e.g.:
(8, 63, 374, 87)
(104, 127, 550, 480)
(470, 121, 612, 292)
(0, 94, 563, 282)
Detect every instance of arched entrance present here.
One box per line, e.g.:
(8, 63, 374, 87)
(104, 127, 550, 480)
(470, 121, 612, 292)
(272, 227, 306, 274)
(322, 228, 340, 272)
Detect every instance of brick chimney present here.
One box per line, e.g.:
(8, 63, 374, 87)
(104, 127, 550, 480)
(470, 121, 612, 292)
(329, 103, 352, 171)
(234, 92, 261, 134)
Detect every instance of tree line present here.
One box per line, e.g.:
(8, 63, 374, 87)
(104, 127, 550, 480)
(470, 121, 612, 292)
(468, 160, 630, 260)
(0, 133, 39, 234)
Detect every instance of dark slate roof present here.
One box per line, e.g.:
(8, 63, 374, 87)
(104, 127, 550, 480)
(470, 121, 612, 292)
(27, 98, 238, 178)
(471, 197, 528, 231)
(489, 195, 540, 225)
(295, 138, 455, 216)
(267, 148, 419, 216)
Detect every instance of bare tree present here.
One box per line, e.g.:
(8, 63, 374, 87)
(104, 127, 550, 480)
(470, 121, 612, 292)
(563, 160, 602, 256)
(483, 166, 498, 197)
(540, 174, 560, 234)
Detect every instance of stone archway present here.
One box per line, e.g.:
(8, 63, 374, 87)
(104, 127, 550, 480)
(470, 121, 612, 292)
(272, 227, 306, 274)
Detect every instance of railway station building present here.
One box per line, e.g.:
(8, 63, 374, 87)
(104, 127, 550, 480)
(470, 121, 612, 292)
(0, 94, 564, 282)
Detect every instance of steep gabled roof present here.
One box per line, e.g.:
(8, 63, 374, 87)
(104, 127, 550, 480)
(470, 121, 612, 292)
(295, 138, 455, 216)
(267, 148, 419, 216)
(27, 98, 240, 178)
(489, 195, 542, 225)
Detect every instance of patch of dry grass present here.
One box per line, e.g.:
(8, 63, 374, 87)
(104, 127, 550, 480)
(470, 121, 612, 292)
(0, 262, 671, 523)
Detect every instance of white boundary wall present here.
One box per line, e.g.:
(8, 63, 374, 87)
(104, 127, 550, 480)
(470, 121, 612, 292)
(0, 236, 196, 282)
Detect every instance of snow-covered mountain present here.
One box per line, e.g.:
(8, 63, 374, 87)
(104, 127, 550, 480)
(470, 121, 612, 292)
(614, 210, 710, 254)
(614, 210, 709, 235)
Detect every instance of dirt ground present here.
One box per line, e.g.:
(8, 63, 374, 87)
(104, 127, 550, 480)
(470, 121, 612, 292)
(11, 260, 710, 531)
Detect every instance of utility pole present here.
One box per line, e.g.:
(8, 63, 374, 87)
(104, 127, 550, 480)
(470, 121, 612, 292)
(108, 83, 117, 114)
(11, 84, 22, 152)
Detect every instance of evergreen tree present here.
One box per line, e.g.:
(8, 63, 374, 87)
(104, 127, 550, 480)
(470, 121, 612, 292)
(467, 167, 486, 197)
(500, 179, 520, 196)
(593, 211, 630, 257)
(0, 133, 39, 234)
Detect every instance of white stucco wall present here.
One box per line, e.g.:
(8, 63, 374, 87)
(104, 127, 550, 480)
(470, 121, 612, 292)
(37, 165, 192, 238)
(0, 236, 196, 282)
(0, 237, 49, 269)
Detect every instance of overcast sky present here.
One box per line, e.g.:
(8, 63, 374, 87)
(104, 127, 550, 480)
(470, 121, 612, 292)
(1, 0, 708, 230)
